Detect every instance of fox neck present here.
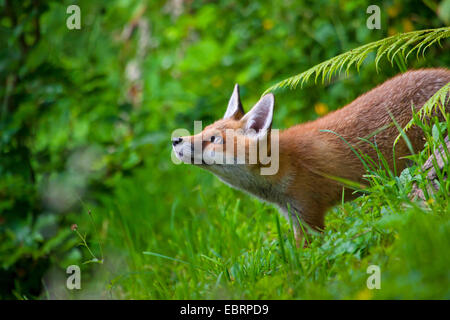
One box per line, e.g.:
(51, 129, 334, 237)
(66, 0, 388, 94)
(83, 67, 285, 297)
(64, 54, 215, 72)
(204, 135, 296, 209)
(212, 165, 288, 201)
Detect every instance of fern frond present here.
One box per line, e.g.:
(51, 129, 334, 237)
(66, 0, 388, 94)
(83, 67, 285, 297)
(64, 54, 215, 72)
(263, 27, 450, 95)
(394, 82, 450, 146)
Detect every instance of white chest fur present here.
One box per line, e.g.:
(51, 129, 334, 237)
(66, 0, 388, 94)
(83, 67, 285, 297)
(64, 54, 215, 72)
(208, 165, 300, 221)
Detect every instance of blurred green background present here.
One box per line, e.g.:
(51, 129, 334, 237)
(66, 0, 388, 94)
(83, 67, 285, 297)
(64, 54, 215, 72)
(0, 0, 449, 299)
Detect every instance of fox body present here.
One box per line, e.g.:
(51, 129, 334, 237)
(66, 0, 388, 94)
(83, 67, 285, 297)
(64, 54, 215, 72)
(172, 68, 450, 243)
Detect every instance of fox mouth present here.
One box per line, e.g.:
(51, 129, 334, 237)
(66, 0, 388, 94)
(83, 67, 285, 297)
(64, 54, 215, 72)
(175, 149, 187, 162)
(173, 147, 205, 165)
(172, 146, 183, 160)
(178, 151, 210, 165)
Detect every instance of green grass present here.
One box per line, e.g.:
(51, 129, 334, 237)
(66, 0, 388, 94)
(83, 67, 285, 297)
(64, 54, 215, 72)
(64, 116, 450, 300)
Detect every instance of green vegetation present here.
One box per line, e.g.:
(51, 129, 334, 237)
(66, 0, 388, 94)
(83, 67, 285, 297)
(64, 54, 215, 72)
(0, 0, 449, 299)
(264, 27, 450, 93)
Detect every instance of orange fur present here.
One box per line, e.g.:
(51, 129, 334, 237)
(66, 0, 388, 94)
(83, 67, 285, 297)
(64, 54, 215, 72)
(173, 68, 450, 245)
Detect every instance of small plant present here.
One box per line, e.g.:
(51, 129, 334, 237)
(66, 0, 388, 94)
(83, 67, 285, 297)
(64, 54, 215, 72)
(263, 27, 450, 94)
(71, 210, 104, 265)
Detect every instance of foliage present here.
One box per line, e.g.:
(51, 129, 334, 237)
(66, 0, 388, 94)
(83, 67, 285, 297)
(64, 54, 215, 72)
(397, 81, 450, 144)
(0, 0, 449, 299)
(263, 27, 450, 94)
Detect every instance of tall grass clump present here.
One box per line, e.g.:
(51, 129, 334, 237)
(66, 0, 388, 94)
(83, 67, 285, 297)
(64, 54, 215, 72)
(68, 28, 449, 300)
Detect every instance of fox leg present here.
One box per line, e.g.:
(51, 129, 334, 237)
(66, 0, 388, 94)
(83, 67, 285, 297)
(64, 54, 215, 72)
(293, 225, 308, 248)
(291, 209, 325, 248)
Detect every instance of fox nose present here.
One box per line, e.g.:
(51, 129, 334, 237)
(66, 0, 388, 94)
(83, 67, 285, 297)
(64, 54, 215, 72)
(172, 137, 183, 146)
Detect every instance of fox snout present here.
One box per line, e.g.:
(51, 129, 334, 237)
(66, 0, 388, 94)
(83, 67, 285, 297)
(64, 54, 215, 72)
(171, 84, 279, 175)
(172, 136, 195, 163)
(172, 133, 221, 165)
(172, 137, 183, 146)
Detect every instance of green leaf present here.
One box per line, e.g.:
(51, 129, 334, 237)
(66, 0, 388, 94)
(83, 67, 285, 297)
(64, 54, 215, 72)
(263, 27, 450, 95)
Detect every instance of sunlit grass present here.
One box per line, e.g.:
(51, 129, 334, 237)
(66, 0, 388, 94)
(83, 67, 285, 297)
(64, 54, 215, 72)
(69, 114, 450, 300)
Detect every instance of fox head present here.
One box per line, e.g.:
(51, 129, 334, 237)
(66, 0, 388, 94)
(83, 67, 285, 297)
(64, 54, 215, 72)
(172, 84, 279, 177)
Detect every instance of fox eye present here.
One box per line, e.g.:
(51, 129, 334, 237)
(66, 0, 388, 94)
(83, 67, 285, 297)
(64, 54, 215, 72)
(210, 135, 223, 144)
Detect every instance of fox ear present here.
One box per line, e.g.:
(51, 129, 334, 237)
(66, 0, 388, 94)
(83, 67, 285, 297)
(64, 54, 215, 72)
(224, 84, 244, 120)
(242, 93, 274, 136)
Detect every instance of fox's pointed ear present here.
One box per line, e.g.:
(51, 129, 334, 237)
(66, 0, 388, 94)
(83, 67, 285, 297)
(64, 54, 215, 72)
(224, 84, 244, 120)
(242, 93, 274, 136)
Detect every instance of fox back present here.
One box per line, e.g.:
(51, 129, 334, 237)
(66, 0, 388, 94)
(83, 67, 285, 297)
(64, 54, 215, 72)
(172, 68, 450, 242)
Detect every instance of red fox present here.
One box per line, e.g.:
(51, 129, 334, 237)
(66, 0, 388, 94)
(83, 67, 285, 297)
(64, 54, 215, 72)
(172, 68, 450, 245)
